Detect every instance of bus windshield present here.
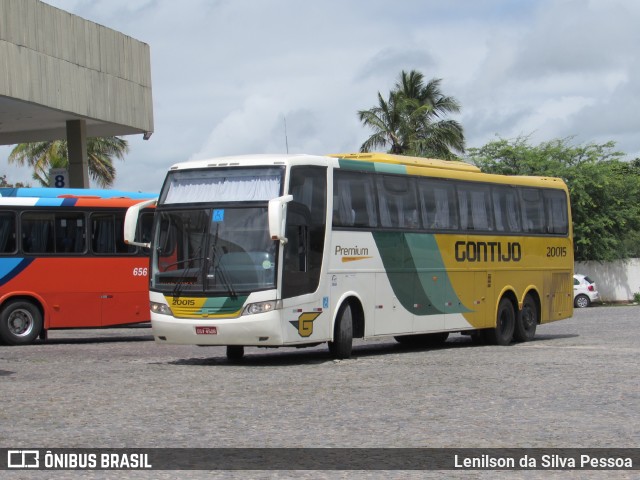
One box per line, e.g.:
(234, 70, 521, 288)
(152, 206, 277, 295)
(159, 167, 282, 204)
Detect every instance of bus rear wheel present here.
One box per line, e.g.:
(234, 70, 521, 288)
(328, 303, 353, 359)
(484, 297, 515, 346)
(0, 300, 43, 346)
(514, 295, 537, 342)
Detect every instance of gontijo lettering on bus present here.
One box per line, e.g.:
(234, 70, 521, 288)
(454, 241, 522, 262)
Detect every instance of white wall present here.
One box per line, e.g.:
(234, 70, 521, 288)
(0, 0, 153, 142)
(575, 258, 640, 302)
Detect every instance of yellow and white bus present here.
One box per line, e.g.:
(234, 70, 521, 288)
(125, 153, 573, 360)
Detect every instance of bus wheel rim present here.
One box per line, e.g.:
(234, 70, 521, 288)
(523, 306, 535, 330)
(8, 309, 35, 337)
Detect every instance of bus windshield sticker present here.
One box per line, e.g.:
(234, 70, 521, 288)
(212, 209, 225, 222)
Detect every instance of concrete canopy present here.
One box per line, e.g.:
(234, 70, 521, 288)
(0, 0, 154, 186)
(0, 94, 152, 145)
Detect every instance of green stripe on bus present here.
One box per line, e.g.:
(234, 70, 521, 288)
(200, 296, 248, 314)
(338, 159, 377, 172)
(372, 232, 471, 315)
(337, 159, 407, 175)
(372, 162, 407, 174)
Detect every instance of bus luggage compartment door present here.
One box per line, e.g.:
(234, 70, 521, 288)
(373, 272, 413, 335)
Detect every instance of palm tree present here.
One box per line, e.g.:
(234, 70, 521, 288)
(359, 70, 465, 159)
(8, 136, 129, 187)
(358, 91, 406, 154)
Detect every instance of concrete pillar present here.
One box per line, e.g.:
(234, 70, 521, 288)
(66, 120, 90, 188)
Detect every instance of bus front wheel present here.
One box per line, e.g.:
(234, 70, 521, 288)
(484, 297, 515, 346)
(328, 303, 353, 359)
(0, 300, 43, 346)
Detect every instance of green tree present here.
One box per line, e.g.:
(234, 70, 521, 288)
(0, 174, 27, 188)
(467, 137, 640, 261)
(8, 137, 129, 188)
(358, 70, 465, 159)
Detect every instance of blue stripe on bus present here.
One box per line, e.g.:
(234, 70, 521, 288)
(0, 188, 156, 199)
(0, 258, 35, 286)
(61, 198, 78, 207)
(34, 198, 67, 207)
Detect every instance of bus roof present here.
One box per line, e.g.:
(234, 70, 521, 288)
(330, 153, 568, 191)
(166, 153, 480, 173)
(162, 153, 567, 191)
(166, 153, 328, 171)
(0, 196, 156, 208)
(328, 152, 481, 173)
(0, 187, 156, 199)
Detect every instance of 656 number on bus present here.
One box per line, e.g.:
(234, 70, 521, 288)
(133, 268, 148, 276)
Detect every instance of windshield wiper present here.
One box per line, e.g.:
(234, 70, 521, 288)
(164, 249, 205, 297)
(208, 224, 237, 299)
(170, 262, 200, 297)
(209, 257, 237, 299)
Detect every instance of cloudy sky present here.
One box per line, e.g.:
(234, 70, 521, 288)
(2, 0, 639, 193)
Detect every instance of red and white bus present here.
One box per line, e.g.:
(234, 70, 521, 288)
(0, 189, 155, 345)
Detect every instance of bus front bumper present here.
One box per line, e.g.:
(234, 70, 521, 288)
(151, 311, 284, 346)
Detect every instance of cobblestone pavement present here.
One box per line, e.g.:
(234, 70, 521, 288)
(1, 306, 638, 479)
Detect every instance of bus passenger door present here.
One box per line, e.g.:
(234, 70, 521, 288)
(99, 259, 150, 327)
(281, 166, 328, 342)
(47, 259, 102, 328)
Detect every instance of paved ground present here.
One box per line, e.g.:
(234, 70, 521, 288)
(1, 306, 638, 479)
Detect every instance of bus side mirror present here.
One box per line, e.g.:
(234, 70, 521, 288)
(124, 198, 157, 248)
(268, 195, 293, 244)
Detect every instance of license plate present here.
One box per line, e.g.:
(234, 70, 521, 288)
(195, 326, 217, 335)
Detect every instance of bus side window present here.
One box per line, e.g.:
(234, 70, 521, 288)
(92, 214, 113, 253)
(54, 213, 85, 253)
(520, 188, 546, 234)
(91, 213, 135, 254)
(544, 190, 568, 235)
(114, 213, 135, 253)
(458, 184, 493, 232)
(138, 211, 154, 254)
(376, 175, 418, 229)
(0, 211, 17, 254)
(492, 186, 521, 233)
(333, 171, 377, 228)
(417, 178, 458, 230)
(22, 212, 54, 254)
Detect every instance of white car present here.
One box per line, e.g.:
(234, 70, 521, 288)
(573, 274, 600, 308)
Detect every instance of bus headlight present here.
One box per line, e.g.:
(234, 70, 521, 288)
(150, 302, 173, 316)
(243, 300, 282, 316)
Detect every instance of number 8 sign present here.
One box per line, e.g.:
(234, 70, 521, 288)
(49, 168, 69, 188)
